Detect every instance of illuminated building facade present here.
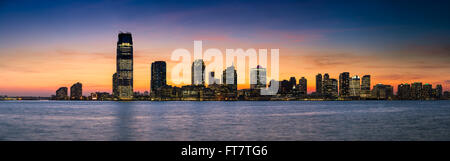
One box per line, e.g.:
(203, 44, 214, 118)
(349, 75, 360, 98)
(360, 75, 371, 99)
(116, 32, 133, 100)
(339, 72, 350, 97)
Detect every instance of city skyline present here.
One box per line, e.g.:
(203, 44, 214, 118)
(1, 0, 450, 96)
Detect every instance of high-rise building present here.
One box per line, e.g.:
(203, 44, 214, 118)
(55, 87, 68, 100)
(250, 65, 267, 89)
(112, 73, 118, 97)
(397, 83, 411, 100)
(360, 75, 371, 98)
(70, 82, 82, 100)
(330, 79, 338, 98)
(151, 61, 167, 92)
(316, 73, 322, 95)
(422, 83, 433, 99)
(324, 78, 338, 98)
(192, 59, 205, 86)
(339, 72, 350, 97)
(411, 82, 422, 100)
(222, 64, 238, 91)
(116, 32, 133, 100)
(289, 77, 297, 90)
(349, 75, 361, 98)
(298, 77, 307, 96)
(322, 73, 330, 97)
(436, 84, 443, 99)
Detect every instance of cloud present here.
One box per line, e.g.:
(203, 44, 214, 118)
(300, 52, 365, 68)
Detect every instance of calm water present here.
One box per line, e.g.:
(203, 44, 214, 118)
(0, 101, 449, 141)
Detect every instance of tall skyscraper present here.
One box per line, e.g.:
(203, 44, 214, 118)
(330, 79, 338, 98)
(339, 72, 350, 97)
(222, 64, 238, 91)
(360, 75, 371, 98)
(397, 83, 411, 100)
(70, 82, 82, 100)
(316, 73, 322, 95)
(411, 82, 422, 100)
(116, 32, 133, 100)
(289, 77, 297, 90)
(436, 84, 443, 99)
(151, 61, 167, 92)
(192, 59, 205, 86)
(250, 65, 267, 89)
(349, 75, 361, 98)
(422, 83, 433, 99)
(298, 77, 307, 96)
(323, 73, 330, 97)
(324, 78, 338, 98)
(55, 87, 68, 100)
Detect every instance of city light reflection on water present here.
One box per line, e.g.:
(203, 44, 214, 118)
(0, 100, 449, 141)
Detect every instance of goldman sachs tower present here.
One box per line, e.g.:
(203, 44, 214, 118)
(113, 32, 133, 100)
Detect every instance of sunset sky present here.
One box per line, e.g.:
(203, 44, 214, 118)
(1, 0, 450, 96)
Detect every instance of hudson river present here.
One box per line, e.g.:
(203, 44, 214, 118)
(0, 101, 449, 141)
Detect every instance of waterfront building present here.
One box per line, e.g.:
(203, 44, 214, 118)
(339, 72, 350, 97)
(316, 73, 322, 95)
(55, 87, 68, 100)
(397, 83, 411, 100)
(372, 84, 393, 100)
(250, 65, 267, 89)
(411, 82, 422, 100)
(349, 75, 361, 98)
(151, 61, 167, 92)
(298, 77, 307, 97)
(436, 84, 443, 99)
(222, 64, 238, 92)
(192, 59, 205, 86)
(422, 83, 433, 100)
(70, 82, 82, 100)
(115, 32, 134, 100)
(360, 75, 371, 99)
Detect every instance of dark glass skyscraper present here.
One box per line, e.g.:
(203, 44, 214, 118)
(151, 61, 167, 92)
(339, 72, 350, 97)
(289, 77, 297, 90)
(116, 32, 133, 100)
(316, 73, 322, 95)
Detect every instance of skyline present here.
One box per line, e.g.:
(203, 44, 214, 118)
(1, 0, 450, 96)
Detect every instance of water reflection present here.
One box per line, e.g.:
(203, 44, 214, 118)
(0, 101, 450, 140)
(112, 101, 136, 140)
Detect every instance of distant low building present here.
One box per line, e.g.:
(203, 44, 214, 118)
(371, 84, 393, 100)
